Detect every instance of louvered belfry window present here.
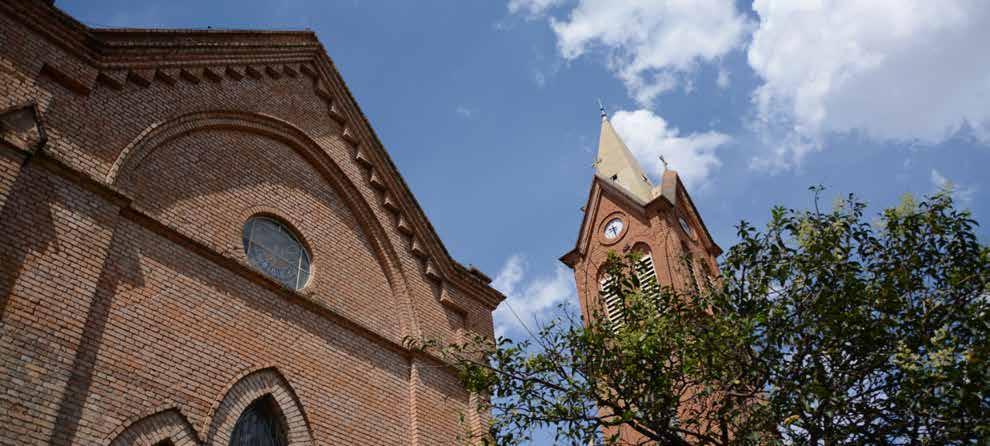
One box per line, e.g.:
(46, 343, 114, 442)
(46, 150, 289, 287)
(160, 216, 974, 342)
(599, 275, 625, 329)
(685, 253, 702, 296)
(634, 253, 661, 304)
(599, 253, 661, 329)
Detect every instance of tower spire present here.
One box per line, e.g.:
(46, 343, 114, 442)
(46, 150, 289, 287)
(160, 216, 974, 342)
(594, 106, 653, 203)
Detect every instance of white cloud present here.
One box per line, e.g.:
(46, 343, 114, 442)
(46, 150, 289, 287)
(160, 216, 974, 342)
(716, 67, 730, 89)
(455, 105, 475, 118)
(749, 0, 990, 166)
(509, 0, 990, 172)
(491, 254, 576, 339)
(508, 0, 564, 18)
(532, 70, 547, 87)
(611, 109, 730, 190)
(930, 169, 976, 204)
(548, 0, 750, 106)
(530, 59, 563, 88)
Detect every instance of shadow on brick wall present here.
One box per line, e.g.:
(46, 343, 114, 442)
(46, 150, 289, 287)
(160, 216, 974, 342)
(50, 223, 144, 445)
(0, 163, 56, 322)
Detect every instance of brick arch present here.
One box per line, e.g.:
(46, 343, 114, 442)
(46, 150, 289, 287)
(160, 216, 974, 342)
(592, 240, 657, 282)
(106, 110, 418, 339)
(108, 408, 200, 446)
(630, 241, 653, 255)
(204, 367, 315, 446)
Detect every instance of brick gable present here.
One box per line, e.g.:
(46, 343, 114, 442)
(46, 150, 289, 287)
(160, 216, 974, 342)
(0, 1, 503, 444)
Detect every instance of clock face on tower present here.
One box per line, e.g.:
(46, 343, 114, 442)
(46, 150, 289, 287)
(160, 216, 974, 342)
(603, 218, 624, 239)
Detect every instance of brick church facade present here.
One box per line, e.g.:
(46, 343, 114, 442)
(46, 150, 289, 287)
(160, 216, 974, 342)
(0, 1, 505, 444)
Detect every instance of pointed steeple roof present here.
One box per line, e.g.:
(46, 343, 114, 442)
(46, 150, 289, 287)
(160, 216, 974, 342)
(595, 112, 654, 203)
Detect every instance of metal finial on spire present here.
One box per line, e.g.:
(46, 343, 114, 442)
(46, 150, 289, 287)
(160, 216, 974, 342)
(659, 154, 669, 171)
(597, 98, 607, 118)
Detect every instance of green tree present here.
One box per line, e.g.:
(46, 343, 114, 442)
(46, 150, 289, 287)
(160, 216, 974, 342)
(408, 190, 990, 445)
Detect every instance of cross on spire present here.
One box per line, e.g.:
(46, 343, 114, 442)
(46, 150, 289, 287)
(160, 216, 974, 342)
(597, 98, 607, 118)
(659, 154, 669, 171)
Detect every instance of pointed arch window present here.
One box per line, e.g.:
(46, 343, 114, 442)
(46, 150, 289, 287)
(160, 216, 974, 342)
(229, 395, 289, 446)
(242, 216, 311, 290)
(699, 260, 717, 291)
(598, 249, 661, 330)
(683, 252, 717, 298)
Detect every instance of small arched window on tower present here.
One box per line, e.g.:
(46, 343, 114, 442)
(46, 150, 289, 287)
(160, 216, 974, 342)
(242, 216, 312, 290)
(682, 242, 702, 297)
(699, 260, 716, 292)
(678, 213, 695, 240)
(228, 395, 289, 446)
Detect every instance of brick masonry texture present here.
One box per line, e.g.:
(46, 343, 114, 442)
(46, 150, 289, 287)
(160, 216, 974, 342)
(564, 176, 720, 327)
(0, 1, 504, 444)
(562, 174, 723, 444)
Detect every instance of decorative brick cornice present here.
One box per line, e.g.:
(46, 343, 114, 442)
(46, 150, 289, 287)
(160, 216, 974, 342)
(307, 53, 505, 309)
(0, 0, 505, 310)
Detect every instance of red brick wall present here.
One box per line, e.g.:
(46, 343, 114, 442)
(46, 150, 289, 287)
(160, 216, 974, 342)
(0, 161, 121, 445)
(564, 179, 721, 444)
(0, 2, 499, 444)
(118, 128, 403, 342)
(569, 182, 718, 325)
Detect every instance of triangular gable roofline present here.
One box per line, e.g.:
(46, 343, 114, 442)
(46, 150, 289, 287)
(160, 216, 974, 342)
(658, 170, 722, 257)
(5, 0, 504, 308)
(308, 40, 505, 308)
(561, 175, 646, 267)
(561, 171, 721, 267)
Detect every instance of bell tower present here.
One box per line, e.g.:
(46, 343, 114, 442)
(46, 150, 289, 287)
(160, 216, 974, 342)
(560, 109, 722, 329)
(559, 108, 725, 443)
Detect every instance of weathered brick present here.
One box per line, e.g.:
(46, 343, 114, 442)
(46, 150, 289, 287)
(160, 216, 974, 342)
(0, 1, 504, 444)
(561, 171, 723, 443)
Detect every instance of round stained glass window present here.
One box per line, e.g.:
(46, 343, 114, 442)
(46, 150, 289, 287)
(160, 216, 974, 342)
(242, 216, 311, 290)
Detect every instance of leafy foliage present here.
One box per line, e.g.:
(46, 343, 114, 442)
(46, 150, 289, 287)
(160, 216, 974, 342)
(407, 190, 990, 445)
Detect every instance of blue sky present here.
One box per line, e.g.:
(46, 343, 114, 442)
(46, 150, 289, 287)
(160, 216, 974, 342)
(59, 0, 990, 441)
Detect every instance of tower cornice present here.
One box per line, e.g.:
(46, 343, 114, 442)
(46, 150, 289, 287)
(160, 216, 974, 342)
(560, 171, 722, 268)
